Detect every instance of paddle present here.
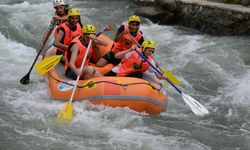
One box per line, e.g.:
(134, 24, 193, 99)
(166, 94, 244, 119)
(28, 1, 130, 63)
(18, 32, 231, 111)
(96, 24, 112, 36)
(56, 40, 93, 123)
(20, 23, 56, 85)
(35, 55, 62, 75)
(34, 25, 113, 76)
(159, 68, 180, 86)
(133, 48, 209, 116)
(128, 34, 180, 86)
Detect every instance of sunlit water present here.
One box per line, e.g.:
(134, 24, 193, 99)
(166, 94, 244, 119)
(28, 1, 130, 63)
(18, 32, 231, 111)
(0, 0, 250, 149)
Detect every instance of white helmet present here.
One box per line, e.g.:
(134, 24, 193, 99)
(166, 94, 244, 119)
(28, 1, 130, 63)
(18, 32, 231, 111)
(53, 0, 67, 8)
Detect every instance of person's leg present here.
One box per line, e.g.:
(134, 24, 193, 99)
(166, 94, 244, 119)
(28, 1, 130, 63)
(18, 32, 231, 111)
(95, 58, 108, 67)
(82, 66, 103, 78)
(65, 68, 77, 80)
(91, 67, 103, 77)
(95, 51, 114, 67)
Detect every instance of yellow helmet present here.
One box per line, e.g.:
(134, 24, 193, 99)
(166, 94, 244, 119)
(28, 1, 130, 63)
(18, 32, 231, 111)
(82, 24, 96, 34)
(128, 15, 141, 24)
(68, 8, 80, 17)
(142, 39, 157, 52)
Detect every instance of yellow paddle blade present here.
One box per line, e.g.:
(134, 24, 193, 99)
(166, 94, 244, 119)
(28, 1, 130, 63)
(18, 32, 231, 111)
(162, 70, 181, 86)
(56, 102, 73, 123)
(35, 55, 62, 76)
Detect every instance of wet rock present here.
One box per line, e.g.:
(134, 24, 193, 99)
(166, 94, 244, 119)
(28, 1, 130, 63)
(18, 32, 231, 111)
(135, 6, 178, 24)
(131, 0, 250, 35)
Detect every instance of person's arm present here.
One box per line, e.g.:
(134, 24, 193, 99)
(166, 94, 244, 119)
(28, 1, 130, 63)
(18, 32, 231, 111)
(151, 56, 159, 68)
(115, 45, 135, 59)
(69, 43, 81, 76)
(47, 17, 58, 30)
(52, 15, 63, 25)
(40, 31, 50, 49)
(39, 20, 57, 49)
(53, 29, 68, 50)
(114, 25, 129, 42)
(90, 34, 108, 46)
(148, 60, 166, 80)
(96, 24, 112, 37)
(154, 72, 167, 80)
(90, 34, 109, 60)
(147, 60, 166, 80)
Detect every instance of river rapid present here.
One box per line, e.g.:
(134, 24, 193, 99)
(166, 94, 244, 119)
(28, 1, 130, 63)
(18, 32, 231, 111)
(0, 0, 250, 150)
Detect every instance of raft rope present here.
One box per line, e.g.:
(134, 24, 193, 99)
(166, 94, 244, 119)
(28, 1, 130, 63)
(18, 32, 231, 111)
(48, 72, 163, 92)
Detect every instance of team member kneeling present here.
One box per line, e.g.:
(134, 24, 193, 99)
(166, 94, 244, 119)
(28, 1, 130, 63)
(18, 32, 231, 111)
(65, 24, 108, 80)
(106, 39, 166, 79)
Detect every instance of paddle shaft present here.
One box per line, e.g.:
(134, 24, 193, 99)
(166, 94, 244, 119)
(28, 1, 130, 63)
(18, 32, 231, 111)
(134, 49, 182, 94)
(24, 25, 55, 76)
(96, 27, 108, 37)
(68, 40, 93, 103)
(128, 34, 181, 93)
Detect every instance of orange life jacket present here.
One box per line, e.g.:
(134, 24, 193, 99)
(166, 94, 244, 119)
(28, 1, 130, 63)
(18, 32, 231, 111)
(64, 36, 93, 72)
(54, 22, 82, 53)
(112, 24, 143, 54)
(116, 49, 152, 77)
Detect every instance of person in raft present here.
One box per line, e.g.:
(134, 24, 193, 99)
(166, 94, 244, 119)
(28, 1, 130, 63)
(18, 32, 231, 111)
(40, 0, 69, 49)
(95, 15, 144, 67)
(105, 39, 167, 79)
(65, 24, 108, 80)
(53, 8, 83, 62)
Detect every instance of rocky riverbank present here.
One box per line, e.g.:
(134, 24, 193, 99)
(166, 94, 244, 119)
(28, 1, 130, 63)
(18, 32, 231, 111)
(130, 0, 250, 35)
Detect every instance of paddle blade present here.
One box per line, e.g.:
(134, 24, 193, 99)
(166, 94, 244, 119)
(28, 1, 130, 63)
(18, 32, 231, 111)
(162, 70, 180, 86)
(35, 55, 62, 76)
(20, 73, 30, 85)
(182, 93, 209, 116)
(56, 102, 73, 123)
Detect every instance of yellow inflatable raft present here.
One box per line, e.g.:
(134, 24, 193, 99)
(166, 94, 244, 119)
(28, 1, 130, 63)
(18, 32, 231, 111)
(44, 34, 168, 114)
